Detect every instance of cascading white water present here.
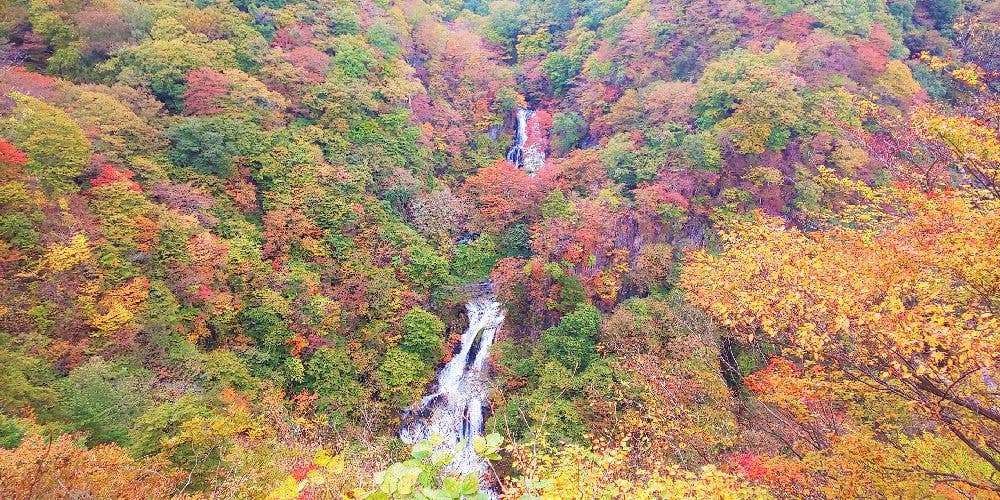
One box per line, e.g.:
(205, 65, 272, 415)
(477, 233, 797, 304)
(505, 108, 529, 167)
(398, 107, 542, 476)
(399, 289, 505, 475)
(505, 108, 545, 176)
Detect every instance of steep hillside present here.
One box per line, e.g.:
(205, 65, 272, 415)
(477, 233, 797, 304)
(0, 0, 998, 496)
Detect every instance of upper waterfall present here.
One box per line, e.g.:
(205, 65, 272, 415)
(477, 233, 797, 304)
(506, 107, 546, 176)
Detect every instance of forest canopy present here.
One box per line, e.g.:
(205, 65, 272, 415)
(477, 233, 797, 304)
(0, 0, 998, 497)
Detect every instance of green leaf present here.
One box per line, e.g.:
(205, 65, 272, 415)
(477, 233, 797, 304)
(431, 450, 453, 467)
(472, 435, 487, 455)
(422, 487, 452, 500)
(459, 474, 479, 496)
(398, 472, 417, 496)
(418, 466, 435, 487)
(412, 440, 433, 459)
(429, 433, 445, 446)
(442, 477, 461, 498)
(485, 433, 503, 448)
(365, 491, 390, 500)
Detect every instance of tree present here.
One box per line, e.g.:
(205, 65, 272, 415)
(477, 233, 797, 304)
(550, 111, 587, 156)
(329, 35, 375, 79)
(540, 303, 602, 371)
(182, 68, 230, 116)
(238, 306, 295, 382)
(0, 347, 58, 417)
(377, 348, 428, 408)
(103, 18, 237, 108)
(183, 68, 287, 125)
(911, 106, 1000, 198)
(505, 439, 766, 499)
(0, 139, 28, 172)
(91, 165, 140, 191)
(57, 358, 150, 446)
(304, 346, 366, 418)
(168, 116, 265, 177)
(400, 307, 446, 365)
(542, 53, 581, 94)
(201, 350, 256, 393)
(3, 93, 90, 194)
(88, 179, 154, 255)
(626, 243, 677, 294)
(540, 189, 576, 221)
(69, 90, 164, 164)
(600, 132, 651, 188)
(926, 0, 964, 31)
(130, 395, 213, 459)
(802, 0, 885, 36)
(959, 15, 1000, 74)
(460, 159, 532, 234)
(680, 132, 722, 172)
(409, 188, 468, 244)
(261, 208, 324, 266)
(273, 434, 505, 499)
(694, 43, 804, 154)
(875, 61, 922, 101)
(643, 81, 698, 125)
(0, 431, 180, 498)
(404, 245, 451, 292)
(452, 234, 499, 282)
(683, 191, 1000, 487)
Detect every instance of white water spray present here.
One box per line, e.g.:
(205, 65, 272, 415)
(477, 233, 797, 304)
(398, 107, 544, 476)
(505, 108, 546, 176)
(399, 289, 505, 475)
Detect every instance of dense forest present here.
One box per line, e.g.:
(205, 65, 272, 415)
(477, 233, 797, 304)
(0, 0, 998, 496)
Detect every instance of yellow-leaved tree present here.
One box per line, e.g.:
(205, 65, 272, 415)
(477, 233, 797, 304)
(682, 189, 1000, 493)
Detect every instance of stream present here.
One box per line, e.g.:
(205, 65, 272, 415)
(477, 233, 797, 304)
(399, 107, 545, 476)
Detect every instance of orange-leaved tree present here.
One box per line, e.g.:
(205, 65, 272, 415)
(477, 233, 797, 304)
(682, 189, 1000, 492)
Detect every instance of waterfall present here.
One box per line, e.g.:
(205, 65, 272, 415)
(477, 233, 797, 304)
(506, 107, 546, 176)
(399, 287, 505, 475)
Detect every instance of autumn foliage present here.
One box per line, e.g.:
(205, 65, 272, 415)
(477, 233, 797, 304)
(1, 0, 999, 496)
(0, 432, 180, 499)
(683, 191, 1000, 493)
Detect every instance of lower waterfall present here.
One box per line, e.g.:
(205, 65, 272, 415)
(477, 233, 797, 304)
(399, 287, 505, 475)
